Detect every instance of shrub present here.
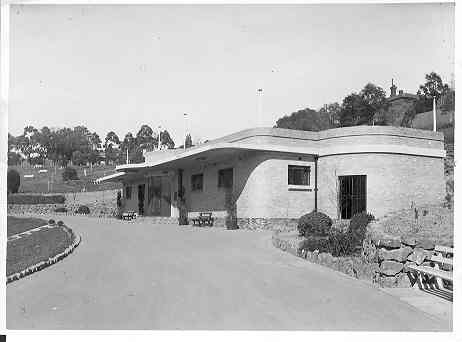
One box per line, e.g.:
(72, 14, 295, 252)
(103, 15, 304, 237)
(297, 211, 333, 237)
(7, 169, 20, 194)
(327, 232, 356, 257)
(62, 167, 79, 181)
(54, 207, 68, 213)
(76, 205, 90, 215)
(7, 194, 66, 204)
(348, 212, 375, 246)
(300, 236, 330, 253)
(57, 220, 64, 226)
(48, 219, 56, 225)
(116, 190, 122, 208)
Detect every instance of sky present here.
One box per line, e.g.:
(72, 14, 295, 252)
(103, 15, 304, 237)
(9, 3, 454, 146)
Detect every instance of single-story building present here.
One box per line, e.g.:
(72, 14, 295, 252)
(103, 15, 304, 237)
(97, 126, 446, 230)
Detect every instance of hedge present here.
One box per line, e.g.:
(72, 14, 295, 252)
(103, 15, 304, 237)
(7, 194, 66, 205)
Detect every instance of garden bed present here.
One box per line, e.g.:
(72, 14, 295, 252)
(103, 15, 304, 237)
(6, 216, 80, 281)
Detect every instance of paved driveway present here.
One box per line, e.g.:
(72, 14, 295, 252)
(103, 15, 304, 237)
(6, 216, 451, 330)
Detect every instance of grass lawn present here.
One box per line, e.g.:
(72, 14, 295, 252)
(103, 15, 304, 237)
(9, 164, 121, 193)
(7, 216, 49, 237)
(368, 204, 454, 246)
(7, 217, 74, 277)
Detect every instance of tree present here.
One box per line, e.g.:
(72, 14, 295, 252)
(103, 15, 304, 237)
(417, 72, 450, 101)
(185, 133, 193, 148)
(338, 83, 387, 127)
(89, 132, 102, 150)
(8, 152, 22, 166)
(104, 131, 120, 149)
(136, 124, 156, 151)
(160, 130, 175, 149)
(7, 169, 21, 194)
(319, 102, 341, 127)
(276, 107, 332, 131)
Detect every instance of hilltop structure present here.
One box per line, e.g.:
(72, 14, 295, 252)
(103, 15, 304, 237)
(97, 126, 446, 230)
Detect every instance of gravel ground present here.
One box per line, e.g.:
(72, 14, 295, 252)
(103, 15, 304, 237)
(6, 215, 451, 331)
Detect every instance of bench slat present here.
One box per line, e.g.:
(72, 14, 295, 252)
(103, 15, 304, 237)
(435, 245, 453, 254)
(430, 254, 453, 266)
(408, 264, 453, 281)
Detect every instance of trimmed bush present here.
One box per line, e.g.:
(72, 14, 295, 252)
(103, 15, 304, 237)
(300, 236, 330, 253)
(62, 167, 79, 181)
(48, 219, 56, 225)
(348, 212, 375, 246)
(297, 211, 333, 237)
(7, 169, 20, 194)
(76, 205, 90, 215)
(54, 207, 68, 213)
(7, 194, 66, 204)
(57, 220, 64, 226)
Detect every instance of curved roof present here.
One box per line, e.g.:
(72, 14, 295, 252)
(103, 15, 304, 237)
(112, 126, 445, 173)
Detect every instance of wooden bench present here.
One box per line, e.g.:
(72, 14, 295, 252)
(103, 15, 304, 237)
(121, 211, 137, 221)
(191, 212, 214, 227)
(408, 245, 453, 290)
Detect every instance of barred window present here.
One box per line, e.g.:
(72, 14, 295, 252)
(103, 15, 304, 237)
(218, 168, 233, 188)
(125, 186, 132, 199)
(288, 165, 310, 186)
(191, 174, 203, 191)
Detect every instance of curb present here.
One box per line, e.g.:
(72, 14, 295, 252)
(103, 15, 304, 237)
(6, 227, 82, 284)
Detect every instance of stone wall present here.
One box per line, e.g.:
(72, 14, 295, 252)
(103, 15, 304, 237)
(272, 231, 379, 284)
(272, 230, 449, 288)
(362, 235, 447, 288)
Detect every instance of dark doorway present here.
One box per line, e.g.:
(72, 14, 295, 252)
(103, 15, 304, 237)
(138, 184, 145, 216)
(339, 175, 367, 219)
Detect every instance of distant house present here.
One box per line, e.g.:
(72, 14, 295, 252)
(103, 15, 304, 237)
(97, 126, 446, 230)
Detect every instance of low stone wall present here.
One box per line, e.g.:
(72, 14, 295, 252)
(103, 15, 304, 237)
(362, 235, 445, 288)
(8, 204, 117, 218)
(272, 231, 379, 284)
(273, 230, 446, 288)
(237, 218, 298, 231)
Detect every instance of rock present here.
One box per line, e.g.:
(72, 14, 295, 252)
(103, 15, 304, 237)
(379, 275, 397, 288)
(403, 261, 417, 273)
(376, 238, 401, 249)
(401, 236, 417, 247)
(396, 273, 413, 288)
(416, 239, 435, 250)
(380, 260, 404, 276)
(378, 246, 413, 262)
(305, 250, 312, 260)
(407, 248, 432, 265)
(318, 252, 334, 267)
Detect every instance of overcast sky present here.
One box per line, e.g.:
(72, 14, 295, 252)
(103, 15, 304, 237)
(9, 3, 454, 146)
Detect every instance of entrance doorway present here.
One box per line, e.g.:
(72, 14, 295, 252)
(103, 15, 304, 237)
(138, 184, 145, 215)
(339, 175, 367, 219)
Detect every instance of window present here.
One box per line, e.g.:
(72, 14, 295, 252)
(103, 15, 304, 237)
(218, 168, 233, 188)
(125, 186, 132, 199)
(288, 165, 310, 186)
(191, 174, 203, 191)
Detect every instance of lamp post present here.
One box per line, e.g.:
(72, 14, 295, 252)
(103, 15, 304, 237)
(183, 113, 188, 150)
(257, 88, 263, 127)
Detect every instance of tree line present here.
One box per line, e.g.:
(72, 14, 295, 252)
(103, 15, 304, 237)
(275, 72, 454, 131)
(8, 124, 182, 167)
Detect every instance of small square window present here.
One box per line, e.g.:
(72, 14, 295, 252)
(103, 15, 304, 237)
(191, 174, 203, 191)
(288, 165, 310, 186)
(125, 186, 132, 199)
(218, 168, 233, 188)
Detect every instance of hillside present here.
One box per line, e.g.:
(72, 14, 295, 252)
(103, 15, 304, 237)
(10, 164, 121, 194)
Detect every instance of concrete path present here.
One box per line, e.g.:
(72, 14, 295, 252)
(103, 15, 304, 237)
(6, 216, 451, 330)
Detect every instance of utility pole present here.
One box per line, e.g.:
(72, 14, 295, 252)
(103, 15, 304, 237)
(183, 113, 188, 150)
(126, 147, 129, 164)
(257, 88, 263, 127)
(433, 96, 437, 132)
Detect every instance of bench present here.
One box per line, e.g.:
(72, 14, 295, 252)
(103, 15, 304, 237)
(191, 212, 214, 227)
(121, 211, 137, 221)
(408, 245, 453, 290)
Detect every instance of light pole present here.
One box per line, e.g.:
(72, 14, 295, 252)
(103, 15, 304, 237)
(183, 113, 188, 150)
(257, 88, 263, 127)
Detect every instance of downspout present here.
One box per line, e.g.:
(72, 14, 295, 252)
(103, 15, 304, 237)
(314, 155, 319, 212)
